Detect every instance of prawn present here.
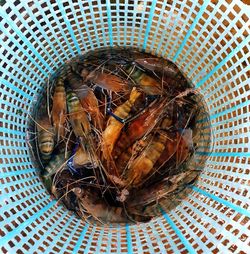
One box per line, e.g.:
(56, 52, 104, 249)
(37, 117, 55, 162)
(73, 187, 151, 223)
(116, 134, 153, 176)
(41, 152, 69, 190)
(125, 64, 163, 95)
(101, 87, 141, 163)
(51, 75, 67, 142)
(127, 170, 200, 207)
(135, 58, 182, 79)
(125, 132, 168, 187)
(73, 145, 98, 169)
(113, 98, 169, 160)
(74, 85, 104, 131)
(80, 65, 129, 92)
(66, 89, 91, 139)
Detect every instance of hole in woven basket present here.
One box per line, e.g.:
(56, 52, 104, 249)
(28, 47, 212, 225)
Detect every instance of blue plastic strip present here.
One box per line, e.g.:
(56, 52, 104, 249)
(56, 0, 81, 54)
(166, 3, 187, 59)
(95, 0, 107, 47)
(3, 2, 59, 67)
(42, 214, 76, 254)
(0, 189, 45, 218)
(106, 0, 113, 46)
(115, 224, 122, 254)
(132, 225, 143, 253)
(149, 1, 167, 53)
(45, 1, 75, 56)
(95, 224, 105, 253)
(191, 186, 250, 217)
(0, 104, 29, 117)
(68, 0, 88, 51)
(197, 151, 250, 157)
(155, 219, 179, 252)
(149, 222, 171, 253)
(178, 3, 222, 66)
(0, 193, 48, 232)
(20, 2, 64, 64)
(210, 103, 250, 121)
(196, 36, 250, 88)
(207, 93, 249, 117)
(0, 175, 37, 189)
(87, 1, 101, 48)
(197, 101, 250, 123)
(130, 1, 138, 46)
(200, 176, 250, 203)
(72, 223, 89, 253)
(0, 167, 36, 177)
(190, 12, 243, 82)
(32, 1, 68, 57)
(160, 207, 196, 254)
(0, 117, 26, 129)
(123, 0, 129, 46)
(83, 224, 96, 254)
(0, 183, 43, 215)
(105, 224, 112, 254)
(58, 219, 82, 253)
(126, 224, 133, 254)
(0, 127, 25, 136)
(0, 52, 43, 84)
(23, 205, 65, 252)
(173, 0, 210, 61)
(170, 207, 211, 253)
(155, 1, 178, 56)
(0, 11, 51, 71)
(0, 63, 42, 91)
(0, 200, 56, 246)
(176, 202, 219, 249)
(78, 2, 94, 50)
(137, 1, 146, 49)
(203, 76, 249, 106)
(0, 25, 47, 76)
(142, 0, 157, 50)
(0, 80, 34, 101)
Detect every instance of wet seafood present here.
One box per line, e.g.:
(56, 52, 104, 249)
(30, 47, 209, 225)
(52, 75, 67, 141)
(37, 117, 55, 162)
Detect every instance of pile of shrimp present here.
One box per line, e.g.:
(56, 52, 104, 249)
(31, 47, 203, 224)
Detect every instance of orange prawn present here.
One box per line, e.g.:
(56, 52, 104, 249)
(101, 87, 141, 162)
(119, 116, 172, 187)
(113, 98, 168, 160)
(74, 85, 104, 131)
(125, 132, 168, 187)
(82, 69, 129, 93)
(116, 134, 153, 176)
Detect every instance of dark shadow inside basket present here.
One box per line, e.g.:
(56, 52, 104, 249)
(27, 50, 213, 226)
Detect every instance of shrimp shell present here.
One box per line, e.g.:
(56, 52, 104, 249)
(52, 76, 67, 141)
(37, 118, 55, 162)
(101, 87, 141, 161)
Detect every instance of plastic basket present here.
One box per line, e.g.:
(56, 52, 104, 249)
(0, 0, 250, 253)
